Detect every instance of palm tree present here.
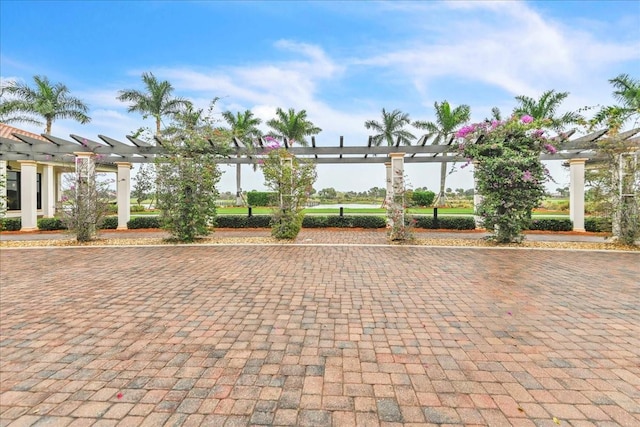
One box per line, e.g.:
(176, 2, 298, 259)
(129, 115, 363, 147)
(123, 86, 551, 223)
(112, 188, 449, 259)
(222, 110, 263, 205)
(117, 72, 190, 135)
(593, 74, 640, 129)
(513, 89, 581, 130)
(414, 101, 471, 207)
(364, 108, 416, 146)
(0, 75, 90, 134)
(265, 108, 321, 146)
(222, 110, 263, 144)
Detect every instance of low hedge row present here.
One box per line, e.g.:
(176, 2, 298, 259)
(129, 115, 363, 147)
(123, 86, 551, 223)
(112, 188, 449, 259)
(127, 216, 161, 229)
(528, 218, 573, 231)
(0, 215, 617, 233)
(413, 216, 476, 230)
(216, 215, 272, 228)
(0, 216, 120, 231)
(303, 215, 387, 228)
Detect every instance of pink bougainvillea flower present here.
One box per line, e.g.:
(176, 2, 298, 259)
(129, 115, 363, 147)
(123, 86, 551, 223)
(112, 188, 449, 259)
(523, 171, 533, 182)
(544, 143, 557, 154)
(520, 115, 534, 124)
(117, 392, 123, 399)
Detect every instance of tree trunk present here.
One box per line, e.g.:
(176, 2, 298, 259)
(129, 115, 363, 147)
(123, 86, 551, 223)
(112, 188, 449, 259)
(46, 119, 52, 135)
(156, 118, 161, 136)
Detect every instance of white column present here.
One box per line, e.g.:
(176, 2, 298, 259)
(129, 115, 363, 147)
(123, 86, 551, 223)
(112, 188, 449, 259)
(390, 154, 405, 195)
(0, 161, 7, 214)
(115, 162, 132, 230)
(236, 163, 243, 206)
(384, 161, 392, 204)
(18, 160, 38, 231)
(389, 153, 405, 227)
(41, 164, 55, 217)
(473, 162, 483, 229)
(569, 158, 587, 232)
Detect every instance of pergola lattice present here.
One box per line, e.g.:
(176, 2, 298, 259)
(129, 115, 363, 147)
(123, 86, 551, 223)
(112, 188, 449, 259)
(2, 128, 639, 164)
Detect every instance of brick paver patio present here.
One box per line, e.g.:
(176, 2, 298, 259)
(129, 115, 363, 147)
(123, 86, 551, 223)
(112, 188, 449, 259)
(1, 243, 639, 426)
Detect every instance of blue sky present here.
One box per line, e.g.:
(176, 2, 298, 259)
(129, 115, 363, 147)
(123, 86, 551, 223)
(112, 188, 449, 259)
(1, 0, 639, 193)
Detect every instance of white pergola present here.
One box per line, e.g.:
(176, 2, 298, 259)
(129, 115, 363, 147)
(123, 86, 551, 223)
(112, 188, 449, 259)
(1, 127, 639, 232)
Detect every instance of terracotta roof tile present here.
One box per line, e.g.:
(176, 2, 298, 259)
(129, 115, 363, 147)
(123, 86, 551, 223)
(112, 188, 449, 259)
(0, 123, 49, 143)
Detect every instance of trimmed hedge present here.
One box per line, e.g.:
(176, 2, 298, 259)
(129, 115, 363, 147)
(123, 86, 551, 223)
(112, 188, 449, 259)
(585, 217, 612, 232)
(528, 218, 572, 231)
(216, 215, 272, 228)
(37, 218, 66, 231)
(0, 217, 22, 231)
(246, 191, 278, 207)
(101, 216, 119, 229)
(127, 216, 161, 229)
(413, 216, 476, 230)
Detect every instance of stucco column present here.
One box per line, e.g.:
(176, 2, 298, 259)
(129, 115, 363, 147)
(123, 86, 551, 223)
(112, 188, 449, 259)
(473, 162, 483, 229)
(41, 164, 55, 217)
(18, 160, 38, 231)
(569, 158, 587, 232)
(390, 154, 405, 195)
(236, 163, 243, 206)
(0, 161, 6, 214)
(56, 171, 63, 203)
(389, 153, 405, 227)
(384, 162, 392, 204)
(115, 162, 132, 230)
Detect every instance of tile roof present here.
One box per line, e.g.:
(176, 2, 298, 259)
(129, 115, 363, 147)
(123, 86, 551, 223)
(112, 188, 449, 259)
(0, 123, 49, 142)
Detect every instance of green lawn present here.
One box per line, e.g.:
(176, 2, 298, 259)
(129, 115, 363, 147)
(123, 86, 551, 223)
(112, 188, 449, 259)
(130, 206, 569, 217)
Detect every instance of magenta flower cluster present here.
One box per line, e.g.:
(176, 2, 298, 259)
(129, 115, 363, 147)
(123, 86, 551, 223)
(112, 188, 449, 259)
(520, 115, 534, 124)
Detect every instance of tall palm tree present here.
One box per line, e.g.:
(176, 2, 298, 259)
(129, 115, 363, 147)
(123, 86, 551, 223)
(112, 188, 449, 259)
(117, 72, 190, 135)
(222, 110, 263, 205)
(0, 75, 90, 134)
(414, 101, 471, 207)
(222, 110, 263, 144)
(593, 74, 640, 129)
(364, 108, 416, 147)
(513, 89, 581, 130)
(266, 107, 321, 146)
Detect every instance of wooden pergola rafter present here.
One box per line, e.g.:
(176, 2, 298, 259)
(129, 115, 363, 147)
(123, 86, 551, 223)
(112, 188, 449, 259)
(1, 128, 638, 164)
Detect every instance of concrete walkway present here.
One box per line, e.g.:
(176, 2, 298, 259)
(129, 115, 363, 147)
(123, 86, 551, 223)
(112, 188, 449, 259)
(1, 239, 639, 426)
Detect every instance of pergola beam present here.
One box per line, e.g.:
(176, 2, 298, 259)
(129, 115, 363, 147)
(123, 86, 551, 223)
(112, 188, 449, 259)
(0, 128, 620, 164)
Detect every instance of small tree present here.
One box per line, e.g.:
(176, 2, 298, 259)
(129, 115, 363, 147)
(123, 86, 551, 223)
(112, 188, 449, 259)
(458, 115, 560, 243)
(412, 190, 435, 207)
(261, 142, 317, 239)
(154, 102, 227, 242)
(58, 165, 113, 243)
(132, 163, 155, 208)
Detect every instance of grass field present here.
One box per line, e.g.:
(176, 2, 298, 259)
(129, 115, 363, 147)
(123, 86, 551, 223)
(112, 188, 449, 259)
(130, 206, 569, 217)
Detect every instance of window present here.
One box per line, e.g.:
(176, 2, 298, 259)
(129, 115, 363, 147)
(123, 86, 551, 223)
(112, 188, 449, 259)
(5, 171, 42, 211)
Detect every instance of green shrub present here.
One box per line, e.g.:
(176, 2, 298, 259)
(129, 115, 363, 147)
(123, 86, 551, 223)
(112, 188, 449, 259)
(101, 216, 119, 229)
(302, 216, 328, 228)
(527, 218, 572, 231)
(326, 216, 354, 227)
(216, 215, 271, 228)
(37, 218, 66, 231)
(0, 217, 22, 231)
(130, 205, 146, 213)
(412, 190, 436, 207)
(414, 216, 476, 230)
(585, 217, 612, 232)
(127, 216, 161, 229)
(351, 216, 386, 228)
(247, 191, 278, 207)
(271, 210, 303, 239)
